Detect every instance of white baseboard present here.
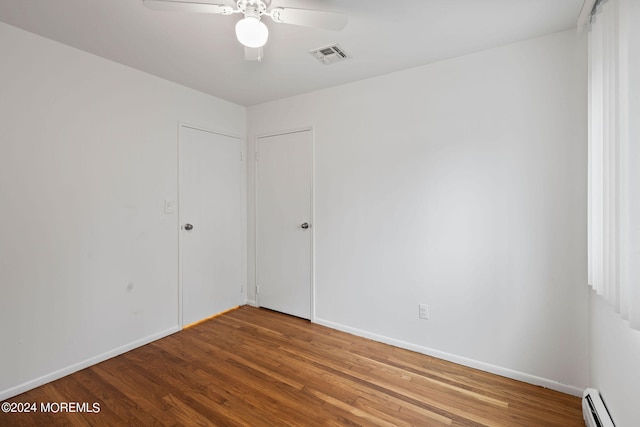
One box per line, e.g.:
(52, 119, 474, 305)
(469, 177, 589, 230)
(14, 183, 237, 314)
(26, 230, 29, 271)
(313, 317, 584, 397)
(0, 326, 180, 402)
(245, 299, 257, 307)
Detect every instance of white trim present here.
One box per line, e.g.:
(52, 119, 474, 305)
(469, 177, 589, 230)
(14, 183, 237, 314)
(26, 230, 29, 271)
(177, 123, 183, 329)
(255, 127, 312, 139)
(176, 123, 182, 329)
(310, 128, 316, 322)
(0, 326, 179, 401)
(253, 133, 259, 307)
(178, 121, 244, 141)
(314, 317, 584, 397)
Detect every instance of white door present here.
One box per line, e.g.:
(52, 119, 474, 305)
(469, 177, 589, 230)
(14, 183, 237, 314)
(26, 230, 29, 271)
(180, 125, 243, 326)
(256, 129, 313, 319)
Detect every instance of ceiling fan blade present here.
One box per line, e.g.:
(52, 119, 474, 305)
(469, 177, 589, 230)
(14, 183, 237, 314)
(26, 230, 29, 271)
(244, 46, 264, 62)
(142, 0, 234, 14)
(269, 8, 347, 30)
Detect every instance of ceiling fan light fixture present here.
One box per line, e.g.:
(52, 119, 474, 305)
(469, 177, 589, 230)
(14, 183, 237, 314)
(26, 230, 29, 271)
(143, 0, 348, 61)
(235, 16, 269, 48)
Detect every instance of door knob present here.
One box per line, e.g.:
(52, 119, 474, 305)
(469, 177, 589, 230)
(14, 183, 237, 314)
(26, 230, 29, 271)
(184, 223, 194, 231)
(301, 222, 309, 229)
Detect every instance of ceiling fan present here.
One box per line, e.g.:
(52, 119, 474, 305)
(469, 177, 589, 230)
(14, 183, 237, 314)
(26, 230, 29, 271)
(142, 0, 348, 61)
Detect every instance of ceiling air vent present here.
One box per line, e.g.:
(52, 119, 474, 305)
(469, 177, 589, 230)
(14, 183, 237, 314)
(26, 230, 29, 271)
(309, 44, 351, 65)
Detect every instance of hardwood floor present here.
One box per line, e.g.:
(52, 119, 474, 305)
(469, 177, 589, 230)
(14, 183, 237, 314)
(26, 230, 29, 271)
(1, 306, 583, 426)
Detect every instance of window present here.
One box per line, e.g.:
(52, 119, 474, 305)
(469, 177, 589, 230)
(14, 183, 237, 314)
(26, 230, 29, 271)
(586, 0, 640, 330)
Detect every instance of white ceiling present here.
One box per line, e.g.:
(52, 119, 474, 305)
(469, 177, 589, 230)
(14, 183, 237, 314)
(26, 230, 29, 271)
(0, 0, 583, 106)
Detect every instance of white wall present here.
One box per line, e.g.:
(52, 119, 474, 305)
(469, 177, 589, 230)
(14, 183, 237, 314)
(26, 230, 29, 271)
(589, 1, 640, 424)
(0, 22, 245, 399)
(247, 30, 589, 393)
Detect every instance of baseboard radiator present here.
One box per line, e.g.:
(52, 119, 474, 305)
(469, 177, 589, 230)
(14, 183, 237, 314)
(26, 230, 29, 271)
(583, 388, 615, 427)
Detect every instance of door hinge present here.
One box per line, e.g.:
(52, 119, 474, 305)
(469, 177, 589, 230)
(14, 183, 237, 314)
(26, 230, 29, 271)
(255, 152, 260, 161)
(240, 151, 243, 162)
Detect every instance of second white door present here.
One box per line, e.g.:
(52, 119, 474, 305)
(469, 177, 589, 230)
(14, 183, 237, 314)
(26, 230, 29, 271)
(256, 129, 312, 319)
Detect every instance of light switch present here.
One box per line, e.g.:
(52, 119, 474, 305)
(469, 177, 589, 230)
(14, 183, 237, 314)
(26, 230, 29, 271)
(164, 199, 176, 214)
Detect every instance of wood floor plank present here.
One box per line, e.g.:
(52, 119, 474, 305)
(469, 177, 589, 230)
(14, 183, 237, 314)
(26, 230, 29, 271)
(1, 306, 583, 426)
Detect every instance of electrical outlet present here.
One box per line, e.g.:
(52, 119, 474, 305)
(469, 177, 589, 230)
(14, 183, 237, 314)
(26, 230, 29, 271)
(419, 304, 429, 320)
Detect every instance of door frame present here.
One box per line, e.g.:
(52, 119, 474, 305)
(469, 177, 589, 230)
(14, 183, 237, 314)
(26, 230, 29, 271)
(254, 127, 315, 321)
(178, 122, 247, 329)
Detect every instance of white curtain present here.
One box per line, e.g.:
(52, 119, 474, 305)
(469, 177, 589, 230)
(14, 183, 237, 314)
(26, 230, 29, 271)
(588, 0, 640, 330)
